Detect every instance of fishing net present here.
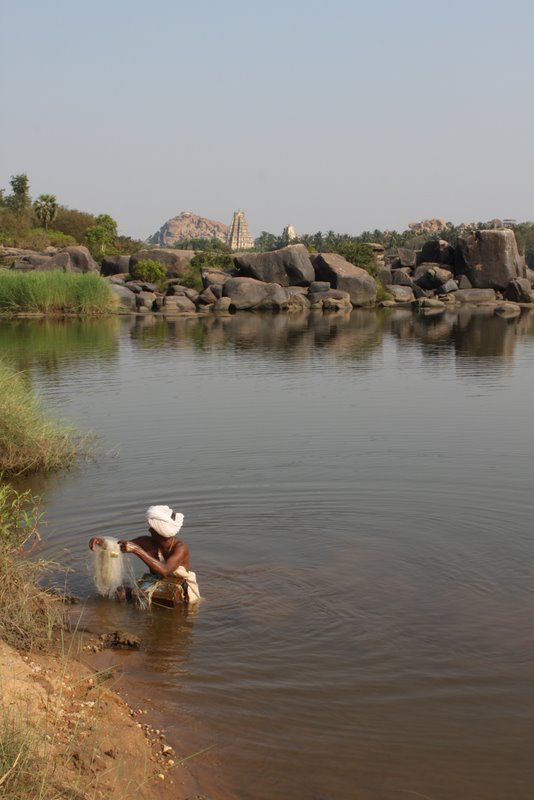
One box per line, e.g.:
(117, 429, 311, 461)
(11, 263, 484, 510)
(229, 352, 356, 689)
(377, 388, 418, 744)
(91, 537, 125, 598)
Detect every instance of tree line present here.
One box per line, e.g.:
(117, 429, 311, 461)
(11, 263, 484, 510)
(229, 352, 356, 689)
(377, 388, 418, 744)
(0, 173, 144, 259)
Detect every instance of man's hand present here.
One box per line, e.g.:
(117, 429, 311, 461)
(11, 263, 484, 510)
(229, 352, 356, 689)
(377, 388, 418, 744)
(89, 537, 104, 550)
(118, 540, 136, 554)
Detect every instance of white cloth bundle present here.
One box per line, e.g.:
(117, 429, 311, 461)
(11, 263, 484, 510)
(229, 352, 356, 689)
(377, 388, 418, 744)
(174, 565, 201, 605)
(91, 537, 124, 598)
(146, 505, 184, 538)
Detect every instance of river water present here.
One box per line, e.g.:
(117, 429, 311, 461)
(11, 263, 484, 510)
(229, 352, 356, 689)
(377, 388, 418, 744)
(3, 308, 534, 800)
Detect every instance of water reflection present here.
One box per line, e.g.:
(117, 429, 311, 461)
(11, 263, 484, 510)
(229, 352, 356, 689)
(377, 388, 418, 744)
(0, 317, 119, 374)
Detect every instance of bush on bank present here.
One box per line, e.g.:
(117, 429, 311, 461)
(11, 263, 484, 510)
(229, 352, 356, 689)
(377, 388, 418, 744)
(0, 361, 82, 476)
(0, 271, 117, 315)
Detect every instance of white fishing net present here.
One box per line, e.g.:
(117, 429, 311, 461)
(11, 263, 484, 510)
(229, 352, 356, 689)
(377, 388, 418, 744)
(91, 537, 125, 598)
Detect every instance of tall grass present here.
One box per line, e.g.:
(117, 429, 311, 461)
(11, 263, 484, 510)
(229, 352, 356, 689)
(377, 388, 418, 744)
(0, 485, 66, 651)
(0, 361, 83, 476)
(0, 271, 117, 315)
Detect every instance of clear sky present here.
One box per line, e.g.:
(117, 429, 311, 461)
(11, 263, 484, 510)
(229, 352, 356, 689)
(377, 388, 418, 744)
(1, 0, 533, 240)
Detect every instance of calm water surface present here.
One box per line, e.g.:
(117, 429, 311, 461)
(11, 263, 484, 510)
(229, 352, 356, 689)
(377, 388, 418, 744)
(3, 308, 534, 800)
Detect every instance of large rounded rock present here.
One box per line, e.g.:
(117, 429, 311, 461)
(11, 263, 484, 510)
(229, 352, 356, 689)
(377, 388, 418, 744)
(313, 253, 377, 306)
(223, 277, 289, 310)
(234, 244, 314, 286)
(457, 229, 525, 289)
(53, 246, 99, 273)
(420, 239, 455, 266)
(109, 284, 136, 310)
(385, 285, 415, 302)
(130, 249, 195, 278)
(201, 268, 233, 288)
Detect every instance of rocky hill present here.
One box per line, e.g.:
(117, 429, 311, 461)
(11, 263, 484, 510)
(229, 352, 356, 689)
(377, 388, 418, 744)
(147, 211, 229, 246)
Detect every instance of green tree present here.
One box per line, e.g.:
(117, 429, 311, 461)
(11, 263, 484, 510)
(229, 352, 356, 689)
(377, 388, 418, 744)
(5, 174, 31, 214)
(85, 213, 119, 259)
(33, 194, 58, 231)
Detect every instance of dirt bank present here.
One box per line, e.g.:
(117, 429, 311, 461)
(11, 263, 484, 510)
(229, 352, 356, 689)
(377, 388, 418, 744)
(0, 631, 206, 799)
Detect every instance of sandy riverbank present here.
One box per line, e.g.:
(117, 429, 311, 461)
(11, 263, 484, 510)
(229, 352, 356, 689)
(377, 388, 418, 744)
(0, 629, 214, 800)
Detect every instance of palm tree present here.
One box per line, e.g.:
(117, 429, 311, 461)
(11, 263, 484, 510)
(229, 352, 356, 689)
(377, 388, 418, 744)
(34, 194, 58, 231)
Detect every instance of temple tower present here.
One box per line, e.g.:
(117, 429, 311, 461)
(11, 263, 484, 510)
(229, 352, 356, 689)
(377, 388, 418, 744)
(226, 210, 254, 250)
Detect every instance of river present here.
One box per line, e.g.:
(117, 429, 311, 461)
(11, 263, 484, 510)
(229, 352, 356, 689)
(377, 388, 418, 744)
(2, 307, 534, 799)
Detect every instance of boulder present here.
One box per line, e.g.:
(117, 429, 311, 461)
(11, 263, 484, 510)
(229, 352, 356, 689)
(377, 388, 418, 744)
(458, 274, 473, 289)
(391, 269, 414, 287)
(397, 248, 417, 267)
(136, 291, 157, 310)
(377, 266, 392, 285)
(416, 297, 446, 310)
(385, 285, 415, 303)
(504, 278, 533, 303)
(222, 277, 289, 311)
(439, 279, 458, 294)
(287, 293, 311, 312)
(101, 255, 131, 276)
(234, 244, 314, 286)
(200, 268, 233, 288)
(420, 239, 455, 266)
(109, 284, 136, 310)
(130, 249, 195, 278)
(308, 289, 352, 311)
(415, 264, 453, 289)
(457, 229, 525, 289)
(163, 295, 197, 314)
(54, 246, 99, 273)
(165, 283, 199, 301)
(212, 297, 234, 315)
(309, 281, 331, 293)
(313, 253, 377, 306)
(526, 268, 534, 286)
(197, 287, 218, 306)
(455, 288, 497, 304)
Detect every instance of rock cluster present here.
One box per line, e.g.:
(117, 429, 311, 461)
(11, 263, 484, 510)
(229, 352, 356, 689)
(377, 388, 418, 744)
(380, 229, 533, 308)
(108, 244, 378, 314)
(1, 245, 99, 273)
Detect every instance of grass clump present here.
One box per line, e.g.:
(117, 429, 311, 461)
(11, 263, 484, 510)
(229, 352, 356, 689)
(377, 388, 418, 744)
(0, 361, 82, 476)
(0, 485, 66, 652)
(0, 271, 118, 315)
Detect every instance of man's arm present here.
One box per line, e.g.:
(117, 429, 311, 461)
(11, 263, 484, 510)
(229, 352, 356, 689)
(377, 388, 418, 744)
(118, 539, 189, 577)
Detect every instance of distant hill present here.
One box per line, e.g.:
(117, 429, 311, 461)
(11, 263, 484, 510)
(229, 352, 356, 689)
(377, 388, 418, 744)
(147, 211, 229, 246)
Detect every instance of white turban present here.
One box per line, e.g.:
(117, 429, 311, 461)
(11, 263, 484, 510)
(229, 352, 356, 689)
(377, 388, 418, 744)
(145, 505, 184, 538)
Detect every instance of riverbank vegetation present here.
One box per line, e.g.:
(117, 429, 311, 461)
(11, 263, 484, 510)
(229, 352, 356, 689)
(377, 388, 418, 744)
(0, 485, 65, 651)
(0, 271, 117, 315)
(0, 360, 82, 476)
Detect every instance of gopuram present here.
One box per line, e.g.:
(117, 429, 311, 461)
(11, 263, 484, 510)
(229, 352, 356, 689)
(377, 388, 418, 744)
(226, 210, 255, 250)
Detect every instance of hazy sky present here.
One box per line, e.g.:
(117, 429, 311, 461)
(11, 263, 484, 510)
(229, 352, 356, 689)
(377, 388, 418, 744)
(1, 0, 533, 240)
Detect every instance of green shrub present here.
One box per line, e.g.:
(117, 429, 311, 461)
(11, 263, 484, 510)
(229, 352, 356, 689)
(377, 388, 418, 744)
(0, 360, 84, 476)
(0, 271, 117, 315)
(131, 258, 167, 285)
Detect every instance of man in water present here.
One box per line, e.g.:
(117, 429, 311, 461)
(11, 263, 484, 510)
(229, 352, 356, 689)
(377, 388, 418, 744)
(89, 505, 200, 605)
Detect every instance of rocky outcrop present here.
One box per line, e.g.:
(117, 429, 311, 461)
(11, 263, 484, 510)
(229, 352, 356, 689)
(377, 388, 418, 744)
(147, 212, 228, 246)
(234, 244, 314, 286)
(313, 253, 377, 306)
(5, 245, 99, 273)
(457, 230, 525, 289)
(101, 255, 131, 276)
(129, 249, 195, 278)
(222, 277, 289, 311)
